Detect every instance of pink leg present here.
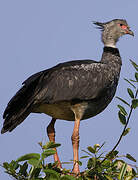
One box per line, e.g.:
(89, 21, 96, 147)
(71, 118, 80, 174)
(47, 118, 62, 168)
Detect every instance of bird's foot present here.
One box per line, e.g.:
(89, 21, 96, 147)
(72, 163, 80, 175)
(56, 161, 62, 169)
(54, 152, 62, 168)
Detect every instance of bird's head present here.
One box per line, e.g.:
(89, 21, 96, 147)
(93, 19, 134, 48)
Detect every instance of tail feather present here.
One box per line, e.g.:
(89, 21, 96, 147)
(1, 72, 43, 134)
(1, 86, 34, 133)
(1, 105, 33, 133)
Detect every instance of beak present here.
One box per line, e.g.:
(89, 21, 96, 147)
(127, 29, 134, 36)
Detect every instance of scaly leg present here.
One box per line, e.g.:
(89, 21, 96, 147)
(71, 117, 80, 174)
(47, 118, 62, 168)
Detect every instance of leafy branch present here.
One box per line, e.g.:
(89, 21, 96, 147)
(100, 59, 138, 165)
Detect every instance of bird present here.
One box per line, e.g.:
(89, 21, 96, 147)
(1, 19, 134, 174)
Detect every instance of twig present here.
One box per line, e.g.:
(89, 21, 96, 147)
(100, 88, 138, 164)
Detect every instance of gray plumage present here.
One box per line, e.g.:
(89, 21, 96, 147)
(1, 19, 134, 134)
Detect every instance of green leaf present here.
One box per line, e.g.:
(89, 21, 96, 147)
(78, 160, 82, 166)
(116, 96, 130, 107)
(124, 78, 136, 89)
(127, 88, 134, 98)
(132, 168, 137, 176)
(17, 153, 40, 162)
(87, 146, 96, 154)
(80, 155, 89, 159)
(19, 162, 28, 176)
(102, 160, 111, 167)
(3, 162, 10, 170)
(118, 111, 126, 125)
(135, 72, 138, 81)
(81, 150, 92, 156)
(107, 150, 119, 159)
(104, 175, 114, 180)
(42, 149, 56, 158)
(87, 157, 96, 169)
(129, 79, 137, 83)
(38, 142, 43, 147)
(28, 159, 40, 167)
(123, 128, 130, 136)
(60, 175, 76, 180)
(12, 161, 19, 170)
(118, 163, 127, 180)
(9, 160, 19, 170)
(132, 99, 138, 109)
(30, 168, 41, 178)
(61, 161, 72, 165)
(43, 169, 60, 180)
(130, 59, 138, 71)
(112, 150, 119, 156)
(43, 142, 61, 149)
(117, 105, 128, 116)
(77, 177, 83, 180)
(126, 153, 136, 162)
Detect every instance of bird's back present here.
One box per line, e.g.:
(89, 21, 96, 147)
(32, 48, 121, 121)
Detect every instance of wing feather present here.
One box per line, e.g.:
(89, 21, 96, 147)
(34, 62, 113, 104)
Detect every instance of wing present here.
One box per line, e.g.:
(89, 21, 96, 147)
(33, 61, 116, 104)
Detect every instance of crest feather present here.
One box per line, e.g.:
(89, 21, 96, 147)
(93, 21, 105, 30)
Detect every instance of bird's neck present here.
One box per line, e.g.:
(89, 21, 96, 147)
(102, 31, 119, 48)
(101, 46, 122, 66)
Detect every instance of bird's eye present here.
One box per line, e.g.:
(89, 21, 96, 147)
(118, 23, 128, 30)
